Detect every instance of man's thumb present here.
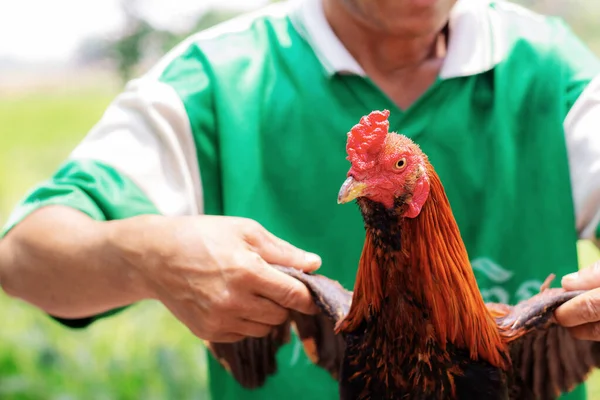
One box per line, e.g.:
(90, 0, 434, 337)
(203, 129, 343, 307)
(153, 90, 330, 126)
(562, 261, 600, 290)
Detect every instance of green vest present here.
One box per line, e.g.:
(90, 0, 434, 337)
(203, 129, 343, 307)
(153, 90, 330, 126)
(3, 2, 599, 400)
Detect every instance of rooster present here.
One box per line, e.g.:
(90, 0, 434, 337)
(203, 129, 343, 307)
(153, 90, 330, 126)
(207, 110, 600, 399)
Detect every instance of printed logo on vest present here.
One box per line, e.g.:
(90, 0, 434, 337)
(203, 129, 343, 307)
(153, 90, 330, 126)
(471, 257, 544, 304)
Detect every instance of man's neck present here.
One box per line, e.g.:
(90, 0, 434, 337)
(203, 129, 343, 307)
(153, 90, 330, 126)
(323, 0, 448, 76)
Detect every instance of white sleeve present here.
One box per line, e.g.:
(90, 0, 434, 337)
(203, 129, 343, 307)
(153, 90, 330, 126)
(565, 75, 600, 239)
(69, 77, 204, 216)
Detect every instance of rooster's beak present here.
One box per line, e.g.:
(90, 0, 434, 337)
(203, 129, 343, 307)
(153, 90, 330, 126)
(337, 176, 368, 204)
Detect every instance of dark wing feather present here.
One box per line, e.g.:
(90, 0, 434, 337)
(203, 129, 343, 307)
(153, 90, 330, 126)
(206, 265, 353, 388)
(488, 284, 600, 400)
(289, 311, 347, 379)
(272, 265, 353, 324)
(205, 323, 291, 389)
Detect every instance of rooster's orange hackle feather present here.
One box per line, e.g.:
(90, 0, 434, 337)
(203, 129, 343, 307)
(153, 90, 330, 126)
(406, 164, 508, 369)
(339, 162, 509, 371)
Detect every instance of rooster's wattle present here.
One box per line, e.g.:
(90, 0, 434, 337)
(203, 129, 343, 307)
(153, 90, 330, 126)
(207, 110, 600, 399)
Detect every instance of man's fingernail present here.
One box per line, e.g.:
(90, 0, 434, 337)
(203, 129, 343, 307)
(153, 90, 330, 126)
(305, 252, 322, 266)
(562, 272, 579, 283)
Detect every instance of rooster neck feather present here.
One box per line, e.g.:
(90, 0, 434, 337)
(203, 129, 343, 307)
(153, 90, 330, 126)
(339, 164, 509, 371)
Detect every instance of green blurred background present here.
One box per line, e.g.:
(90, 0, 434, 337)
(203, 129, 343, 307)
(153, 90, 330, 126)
(1, 0, 600, 399)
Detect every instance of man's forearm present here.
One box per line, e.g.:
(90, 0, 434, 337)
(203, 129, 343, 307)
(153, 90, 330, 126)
(0, 205, 153, 319)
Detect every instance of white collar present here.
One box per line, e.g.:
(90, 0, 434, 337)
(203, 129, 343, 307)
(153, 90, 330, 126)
(288, 0, 507, 80)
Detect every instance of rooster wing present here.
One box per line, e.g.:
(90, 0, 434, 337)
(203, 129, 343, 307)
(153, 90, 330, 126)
(207, 269, 600, 398)
(205, 265, 352, 388)
(488, 277, 600, 399)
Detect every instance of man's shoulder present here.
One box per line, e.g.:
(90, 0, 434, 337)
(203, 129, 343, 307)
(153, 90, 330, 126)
(482, 0, 600, 82)
(192, 3, 293, 51)
(148, 2, 304, 79)
(490, 1, 579, 56)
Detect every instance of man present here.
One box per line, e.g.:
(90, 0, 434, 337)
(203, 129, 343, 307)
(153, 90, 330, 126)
(1, 0, 600, 398)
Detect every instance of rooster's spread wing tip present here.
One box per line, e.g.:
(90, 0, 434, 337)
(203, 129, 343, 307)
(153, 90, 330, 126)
(205, 324, 291, 389)
(488, 285, 600, 399)
(495, 288, 585, 333)
(272, 265, 351, 377)
(206, 265, 352, 388)
(271, 264, 353, 324)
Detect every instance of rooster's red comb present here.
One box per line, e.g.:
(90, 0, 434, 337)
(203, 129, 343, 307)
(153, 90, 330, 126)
(346, 110, 390, 169)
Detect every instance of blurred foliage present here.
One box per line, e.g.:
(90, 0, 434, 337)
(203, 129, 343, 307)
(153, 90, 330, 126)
(112, 5, 244, 82)
(0, 90, 115, 217)
(112, 0, 155, 83)
(75, 2, 248, 83)
(92, 0, 280, 83)
(0, 89, 210, 400)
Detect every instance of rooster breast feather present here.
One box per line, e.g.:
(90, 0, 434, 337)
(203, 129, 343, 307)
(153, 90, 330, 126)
(206, 268, 600, 399)
(205, 265, 352, 388)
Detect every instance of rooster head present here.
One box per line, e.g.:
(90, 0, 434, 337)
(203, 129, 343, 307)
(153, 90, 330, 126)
(337, 109, 430, 218)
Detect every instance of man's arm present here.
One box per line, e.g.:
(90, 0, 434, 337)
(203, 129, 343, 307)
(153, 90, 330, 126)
(0, 204, 321, 342)
(0, 206, 150, 319)
(0, 43, 321, 342)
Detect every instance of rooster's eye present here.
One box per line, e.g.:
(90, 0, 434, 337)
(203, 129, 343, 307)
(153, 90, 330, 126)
(395, 158, 407, 170)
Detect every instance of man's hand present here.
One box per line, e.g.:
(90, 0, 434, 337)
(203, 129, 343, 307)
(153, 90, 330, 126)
(555, 261, 600, 340)
(114, 215, 322, 343)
